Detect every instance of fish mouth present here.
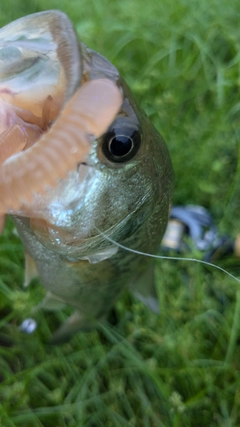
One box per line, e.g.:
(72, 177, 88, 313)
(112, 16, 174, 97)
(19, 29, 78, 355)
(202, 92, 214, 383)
(0, 11, 122, 218)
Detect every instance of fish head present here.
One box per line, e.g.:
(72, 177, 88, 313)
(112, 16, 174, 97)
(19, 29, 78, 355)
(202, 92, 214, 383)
(0, 11, 173, 263)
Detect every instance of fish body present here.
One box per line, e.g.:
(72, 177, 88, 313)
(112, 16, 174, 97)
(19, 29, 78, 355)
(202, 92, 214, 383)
(1, 11, 173, 342)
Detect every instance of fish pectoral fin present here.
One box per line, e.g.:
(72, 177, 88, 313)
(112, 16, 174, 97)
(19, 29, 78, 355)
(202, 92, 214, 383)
(39, 291, 67, 311)
(129, 263, 159, 314)
(24, 251, 38, 287)
(50, 311, 96, 344)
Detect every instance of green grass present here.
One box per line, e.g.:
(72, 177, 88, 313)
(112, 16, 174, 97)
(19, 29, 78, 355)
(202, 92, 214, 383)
(1, 0, 240, 425)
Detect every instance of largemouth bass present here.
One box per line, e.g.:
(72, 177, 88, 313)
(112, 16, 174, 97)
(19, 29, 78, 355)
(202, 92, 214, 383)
(0, 11, 173, 343)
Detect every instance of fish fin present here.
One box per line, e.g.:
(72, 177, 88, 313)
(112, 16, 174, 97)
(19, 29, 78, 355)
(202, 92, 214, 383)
(129, 263, 159, 313)
(39, 291, 66, 311)
(50, 311, 96, 344)
(24, 251, 38, 287)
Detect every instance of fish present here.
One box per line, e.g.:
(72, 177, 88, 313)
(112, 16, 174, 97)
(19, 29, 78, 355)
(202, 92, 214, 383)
(0, 10, 173, 343)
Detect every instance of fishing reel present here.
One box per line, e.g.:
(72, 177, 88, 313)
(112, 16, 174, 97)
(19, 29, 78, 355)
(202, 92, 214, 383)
(161, 205, 239, 262)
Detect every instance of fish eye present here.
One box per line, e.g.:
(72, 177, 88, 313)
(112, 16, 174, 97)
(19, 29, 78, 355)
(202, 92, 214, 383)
(102, 127, 141, 163)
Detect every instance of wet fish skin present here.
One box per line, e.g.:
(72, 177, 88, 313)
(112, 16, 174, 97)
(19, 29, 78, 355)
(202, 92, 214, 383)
(3, 11, 173, 342)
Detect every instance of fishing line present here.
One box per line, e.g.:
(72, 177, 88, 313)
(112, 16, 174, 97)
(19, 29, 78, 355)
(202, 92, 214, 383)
(94, 225, 240, 284)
